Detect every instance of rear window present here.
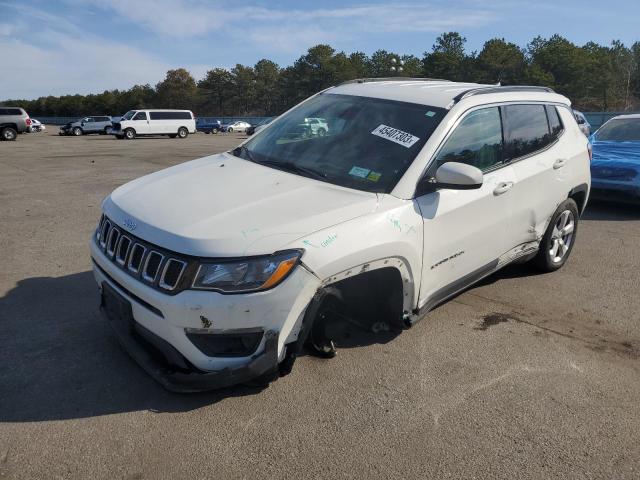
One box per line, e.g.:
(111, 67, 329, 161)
(503, 104, 552, 160)
(149, 111, 192, 120)
(546, 105, 564, 138)
(596, 119, 640, 141)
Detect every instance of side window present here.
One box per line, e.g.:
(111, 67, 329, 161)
(503, 105, 551, 160)
(435, 107, 503, 171)
(133, 111, 147, 121)
(546, 105, 563, 139)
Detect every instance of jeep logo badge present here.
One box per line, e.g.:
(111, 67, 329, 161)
(123, 218, 137, 231)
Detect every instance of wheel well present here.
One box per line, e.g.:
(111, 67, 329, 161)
(319, 267, 406, 331)
(568, 184, 588, 215)
(1, 123, 18, 130)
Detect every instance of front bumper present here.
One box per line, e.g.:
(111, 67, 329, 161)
(100, 280, 279, 392)
(91, 239, 320, 389)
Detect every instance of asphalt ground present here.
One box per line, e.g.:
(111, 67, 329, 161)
(1, 128, 639, 479)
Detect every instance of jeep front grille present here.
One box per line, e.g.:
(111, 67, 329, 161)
(95, 215, 191, 295)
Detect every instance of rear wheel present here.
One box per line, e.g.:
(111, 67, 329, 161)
(103, 127, 110, 135)
(124, 128, 135, 140)
(177, 127, 188, 138)
(534, 199, 579, 272)
(227, 127, 233, 133)
(72, 127, 83, 136)
(317, 128, 327, 137)
(212, 128, 219, 134)
(1, 127, 17, 141)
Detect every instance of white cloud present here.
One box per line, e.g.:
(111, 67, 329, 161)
(0, 31, 170, 98)
(92, 1, 495, 38)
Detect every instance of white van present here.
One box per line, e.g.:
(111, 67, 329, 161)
(112, 109, 196, 140)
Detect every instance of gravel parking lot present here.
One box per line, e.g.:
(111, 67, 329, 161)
(1, 129, 639, 479)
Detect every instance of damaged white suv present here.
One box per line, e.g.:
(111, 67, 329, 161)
(92, 79, 591, 392)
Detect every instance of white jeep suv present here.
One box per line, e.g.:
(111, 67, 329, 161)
(91, 79, 591, 392)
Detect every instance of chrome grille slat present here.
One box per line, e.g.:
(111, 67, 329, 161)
(128, 243, 146, 274)
(106, 227, 120, 257)
(99, 220, 111, 248)
(142, 251, 164, 283)
(115, 235, 132, 266)
(95, 215, 192, 294)
(159, 259, 187, 291)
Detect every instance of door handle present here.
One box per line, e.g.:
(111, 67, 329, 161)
(553, 158, 567, 169)
(493, 181, 514, 196)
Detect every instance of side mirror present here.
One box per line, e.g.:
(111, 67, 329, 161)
(434, 162, 483, 190)
(415, 162, 483, 196)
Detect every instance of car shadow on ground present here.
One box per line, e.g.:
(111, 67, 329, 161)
(583, 200, 640, 221)
(0, 272, 269, 423)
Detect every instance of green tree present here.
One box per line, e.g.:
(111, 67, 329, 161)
(197, 68, 233, 115)
(423, 32, 468, 80)
(475, 38, 526, 84)
(155, 68, 197, 109)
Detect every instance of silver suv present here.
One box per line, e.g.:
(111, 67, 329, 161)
(59, 116, 113, 136)
(0, 107, 31, 141)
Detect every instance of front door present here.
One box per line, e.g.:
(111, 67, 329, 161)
(415, 106, 516, 310)
(132, 111, 150, 134)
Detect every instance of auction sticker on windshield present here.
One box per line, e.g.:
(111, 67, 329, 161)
(371, 124, 420, 148)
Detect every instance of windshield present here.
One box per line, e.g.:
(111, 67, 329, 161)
(232, 93, 446, 193)
(596, 119, 640, 141)
(122, 110, 136, 121)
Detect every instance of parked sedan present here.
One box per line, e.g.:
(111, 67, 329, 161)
(246, 118, 273, 135)
(590, 114, 640, 204)
(224, 121, 251, 133)
(28, 119, 46, 132)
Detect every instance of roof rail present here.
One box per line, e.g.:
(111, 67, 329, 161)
(453, 85, 555, 104)
(339, 77, 451, 85)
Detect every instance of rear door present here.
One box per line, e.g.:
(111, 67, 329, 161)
(416, 106, 516, 308)
(502, 104, 569, 247)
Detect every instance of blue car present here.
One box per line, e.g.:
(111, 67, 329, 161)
(196, 118, 222, 134)
(590, 114, 640, 204)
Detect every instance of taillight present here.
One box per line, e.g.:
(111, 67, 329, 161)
(26, 118, 32, 126)
(587, 142, 592, 162)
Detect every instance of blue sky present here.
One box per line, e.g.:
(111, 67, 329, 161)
(1, 0, 638, 99)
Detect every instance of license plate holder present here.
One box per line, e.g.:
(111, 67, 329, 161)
(101, 282, 134, 332)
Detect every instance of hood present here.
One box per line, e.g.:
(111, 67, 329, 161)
(103, 153, 379, 257)
(591, 141, 640, 181)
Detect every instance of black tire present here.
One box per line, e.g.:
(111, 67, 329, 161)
(124, 128, 135, 140)
(317, 128, 327, 137)
(205, 131, 210, 134)
(306, 288, 343, 359)
(227, 127, 233, 134)
(533, 198, 579, 272)
(1, 127, 17, 141)
(212, 128, 218, 134)
(103, 127, 110, 135)
(177, 127, 188, 139)
(72, 127, 83, 136)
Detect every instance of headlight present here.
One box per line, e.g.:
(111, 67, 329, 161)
(192, 250, 302, 293)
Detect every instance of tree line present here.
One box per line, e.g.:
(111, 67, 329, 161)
(7, 33, 640, 118)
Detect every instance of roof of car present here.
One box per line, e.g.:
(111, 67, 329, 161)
(609, 114, 640, 120)
(328, 79, 569, 109)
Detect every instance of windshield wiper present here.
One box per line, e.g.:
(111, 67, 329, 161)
(232, 146, 327, 180)
(258, 159, 327, 180)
